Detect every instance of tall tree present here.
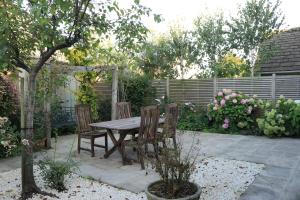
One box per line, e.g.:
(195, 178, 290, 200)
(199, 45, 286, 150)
(227, 0, 284, 76)
(168, 26, 196, 79)
(137, 35, 178, 79)
(0, 0, 157, 199)
(193, 12, 228, 77)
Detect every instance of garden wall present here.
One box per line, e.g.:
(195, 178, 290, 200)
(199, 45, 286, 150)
(94, 75, 300, 106)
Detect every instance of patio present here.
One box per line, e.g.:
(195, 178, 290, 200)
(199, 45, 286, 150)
(1, 132, 300, 200)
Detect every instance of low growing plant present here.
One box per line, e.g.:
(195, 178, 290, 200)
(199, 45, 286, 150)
(177, 102, 209, 131)
(38, 158, 77, 191)
(38, 136, 77, 191)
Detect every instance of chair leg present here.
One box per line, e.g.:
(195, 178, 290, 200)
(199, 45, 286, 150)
(105, 134, 108, 153)
(77, 135, 81, 154)
(172, 136, 177, 148)
(153, 143, 159, 160)
(91, 137, 95, 157)
(138, 145, 145, 170)
(121, 143, 127, 165)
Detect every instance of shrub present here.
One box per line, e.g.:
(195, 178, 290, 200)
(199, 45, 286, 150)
(290, 105, 300, 136)
(120, 74, 156, 115)
(147, 136, 200, 199)
(38, 158, 77, 191)
(257, 109, 286, 137)
(0, 76, 19, 128)
(257, 96, 300, 137)
(0, 117, 20, 158)
(177, 103, 209, 131)
(97, 98, 112, 121)
(207, 89, 260, 132)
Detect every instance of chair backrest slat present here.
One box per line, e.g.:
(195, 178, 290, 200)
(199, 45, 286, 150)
(75, 105, 93, 133)
(163, 103, 179, 137)
(116, 102, 132, 119)
(139, 105, 160, 142)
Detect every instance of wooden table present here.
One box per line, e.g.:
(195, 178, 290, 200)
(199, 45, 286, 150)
(89, 117, 164, 162)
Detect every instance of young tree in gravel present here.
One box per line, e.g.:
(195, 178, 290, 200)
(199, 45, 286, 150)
(0, 0, 158, 199)
(193, 12, 228, 77)
(227, 0, 284, 76)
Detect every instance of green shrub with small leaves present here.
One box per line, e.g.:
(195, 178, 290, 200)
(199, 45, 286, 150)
(38, 158, 77, 191)
(177, 103, 209, 131)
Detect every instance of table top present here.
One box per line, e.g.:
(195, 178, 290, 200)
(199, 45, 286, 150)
(89, 117, 164, 130)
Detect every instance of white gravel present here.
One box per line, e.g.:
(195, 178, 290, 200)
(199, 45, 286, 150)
(0, 157, 264, 200)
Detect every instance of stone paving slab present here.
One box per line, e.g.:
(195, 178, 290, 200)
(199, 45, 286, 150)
(1, 132, 300, 199)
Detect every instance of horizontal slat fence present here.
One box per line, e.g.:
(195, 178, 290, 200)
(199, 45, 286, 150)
(94, 75, 300, 106)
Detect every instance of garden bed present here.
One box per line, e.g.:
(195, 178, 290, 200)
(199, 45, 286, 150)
(0, 157, 264, 200)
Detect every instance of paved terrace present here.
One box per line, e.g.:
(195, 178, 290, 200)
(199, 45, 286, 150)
(1, 132, 300, 200)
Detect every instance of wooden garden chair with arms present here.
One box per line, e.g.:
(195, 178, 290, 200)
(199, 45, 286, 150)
(75, 105, 108, 157)
(121, 105, 160, 169)
(160, 103, 179, 148)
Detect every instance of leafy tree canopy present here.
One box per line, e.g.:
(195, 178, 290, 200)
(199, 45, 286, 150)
(0, 0, 160, 73)
(227, 0, 284, 69)
(214, 54, 250, 78)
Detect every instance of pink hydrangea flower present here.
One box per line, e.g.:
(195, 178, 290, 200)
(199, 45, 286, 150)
(214, 99, 218, 104)
(218, 91, 223, 96)
(222, 123, 229, 129)
(232, 99, 237, 104)
(220, 99, 226, 106)
(241, 99, 247, 104)
(225, 95, 230, 100)
(231, 92, 237, 97)
(224, 118, 229, 124)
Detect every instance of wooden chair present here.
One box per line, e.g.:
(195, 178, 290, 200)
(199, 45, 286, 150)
(116, 102, 132, 119)
(160, 103, 179, 148)
(117, 102, 138, 141)
(121, 105, 160, 169)
(75, 105, 108, 157)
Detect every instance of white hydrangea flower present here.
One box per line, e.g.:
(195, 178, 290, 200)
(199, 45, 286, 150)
(22, 139, 30, 146)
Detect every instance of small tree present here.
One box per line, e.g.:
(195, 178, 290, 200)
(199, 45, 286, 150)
(227, 0, 284, 76)
(193, 12, 228, 77)
(0, 0, 157, 199)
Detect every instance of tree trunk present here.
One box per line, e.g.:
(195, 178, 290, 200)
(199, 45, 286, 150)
(21, 72, 40, 199)
(44, 94, 52, 149)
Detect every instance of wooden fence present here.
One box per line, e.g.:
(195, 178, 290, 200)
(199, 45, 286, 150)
(94, 75, 300, 106)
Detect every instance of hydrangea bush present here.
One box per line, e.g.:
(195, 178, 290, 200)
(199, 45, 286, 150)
(0, 116, 20, 158)
(207, 89, 260, 131)
(257, 96, 300, 137)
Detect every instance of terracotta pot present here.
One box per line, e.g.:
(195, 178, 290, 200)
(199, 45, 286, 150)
(145, 181, 201, 200)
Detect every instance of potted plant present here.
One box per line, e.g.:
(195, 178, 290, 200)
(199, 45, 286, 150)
(145, 139, 201, 200)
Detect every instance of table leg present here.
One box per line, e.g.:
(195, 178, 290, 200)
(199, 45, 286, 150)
(103, 129, 129, 161)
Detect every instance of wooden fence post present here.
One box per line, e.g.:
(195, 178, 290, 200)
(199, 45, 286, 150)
(111, 66, 118, 120)
(213, 77, 217, 96)
(272, 73, 276, 102)
(166, 77, 170, 99)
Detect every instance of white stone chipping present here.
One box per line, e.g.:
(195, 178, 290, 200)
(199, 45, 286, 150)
(0, 157, 264, 200)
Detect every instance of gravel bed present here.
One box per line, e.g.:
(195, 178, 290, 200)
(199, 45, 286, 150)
(0, 157, 264, 200)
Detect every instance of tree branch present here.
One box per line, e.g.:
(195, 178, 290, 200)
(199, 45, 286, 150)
(13, 58, 31, 73)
